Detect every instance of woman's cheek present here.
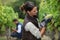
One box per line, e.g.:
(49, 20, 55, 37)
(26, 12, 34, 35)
(35, 13, 37, 15)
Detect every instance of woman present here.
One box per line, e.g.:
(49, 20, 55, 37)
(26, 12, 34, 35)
(20, 1, 45, 40)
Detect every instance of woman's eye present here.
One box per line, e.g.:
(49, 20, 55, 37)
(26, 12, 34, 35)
(34, 11, 35, 12)
(34, 10, 36, 12)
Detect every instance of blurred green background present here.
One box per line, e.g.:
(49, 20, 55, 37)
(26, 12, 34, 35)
(0, 0, 60, 40)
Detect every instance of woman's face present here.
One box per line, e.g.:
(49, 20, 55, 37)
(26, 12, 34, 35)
(28, 7, 38, 17)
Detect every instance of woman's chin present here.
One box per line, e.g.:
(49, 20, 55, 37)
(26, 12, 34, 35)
(33, 15, 38, 18)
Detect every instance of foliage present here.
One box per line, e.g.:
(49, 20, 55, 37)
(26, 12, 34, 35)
(39, 0, 60, 31)
(0, 0, 17, 6)
(0, 5, 18, 27)
(18, 19, 24, 24)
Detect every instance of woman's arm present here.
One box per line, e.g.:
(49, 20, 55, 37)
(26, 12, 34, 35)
(25, 22, 41, 39)
(40, 27, 45, 36)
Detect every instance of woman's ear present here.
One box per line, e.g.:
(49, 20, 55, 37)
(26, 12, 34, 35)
(27, 11, 30, 14)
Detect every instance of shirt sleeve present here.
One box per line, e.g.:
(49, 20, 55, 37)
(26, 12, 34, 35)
(25, 22, 41, 39)
(17, 25, 21, 33)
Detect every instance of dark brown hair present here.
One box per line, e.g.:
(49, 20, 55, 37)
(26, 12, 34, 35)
(20, 1, 36, 12)
(13, 19, 18, 22)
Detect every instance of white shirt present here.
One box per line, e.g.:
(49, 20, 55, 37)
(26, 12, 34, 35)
(25, 22, 41, 39)
(17, 25, 22, 33)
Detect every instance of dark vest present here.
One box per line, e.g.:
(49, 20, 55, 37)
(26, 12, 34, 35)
(22, 14, 41, 40)
(16, 23, 21, 30)
(16, 23, 19, 30)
